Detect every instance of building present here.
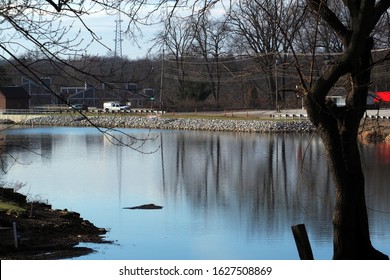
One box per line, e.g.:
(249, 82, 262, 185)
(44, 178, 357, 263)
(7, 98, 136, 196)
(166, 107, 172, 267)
(61, 84, 96, 107)
(19, 75, 154, 109)
(21, 77, 55, 106)
(0, 86, 30, 110)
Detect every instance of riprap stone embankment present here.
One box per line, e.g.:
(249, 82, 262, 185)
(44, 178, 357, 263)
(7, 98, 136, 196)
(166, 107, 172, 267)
(15, 115, 315, 133)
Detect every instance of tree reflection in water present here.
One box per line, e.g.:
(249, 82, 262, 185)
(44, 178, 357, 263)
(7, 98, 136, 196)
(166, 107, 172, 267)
(2, 128, 389, 259)
(159, 132, 335, 242)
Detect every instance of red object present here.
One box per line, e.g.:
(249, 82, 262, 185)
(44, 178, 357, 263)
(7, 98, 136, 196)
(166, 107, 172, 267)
(375, 142, 390, 164)
(374, 92, 390, 103)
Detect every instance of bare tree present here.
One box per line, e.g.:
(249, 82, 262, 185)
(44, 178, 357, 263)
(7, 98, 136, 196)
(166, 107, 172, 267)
(154, 0, 390, 259)
(228, 0, 305, 109)
(192, 14, 230, 107)
(156, 16, 196, 101)
(300, 0, 390, 259)
(294, 1, 347, 53)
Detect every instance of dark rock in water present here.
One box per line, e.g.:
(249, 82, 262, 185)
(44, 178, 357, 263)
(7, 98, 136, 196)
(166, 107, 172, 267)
(123, 203, 163, 210)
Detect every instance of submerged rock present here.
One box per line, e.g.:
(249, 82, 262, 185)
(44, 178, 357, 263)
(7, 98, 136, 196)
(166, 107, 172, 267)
(123, 203, 163, 210)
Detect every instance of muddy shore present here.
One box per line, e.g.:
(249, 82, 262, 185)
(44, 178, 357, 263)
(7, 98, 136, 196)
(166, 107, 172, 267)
(0, 187, 110, 260)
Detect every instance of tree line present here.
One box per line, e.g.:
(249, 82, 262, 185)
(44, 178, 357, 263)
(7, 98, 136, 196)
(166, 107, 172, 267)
(1, 1, 389, 112)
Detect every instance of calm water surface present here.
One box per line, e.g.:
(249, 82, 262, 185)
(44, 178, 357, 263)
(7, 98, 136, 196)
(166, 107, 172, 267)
(1, 127, 390, 259)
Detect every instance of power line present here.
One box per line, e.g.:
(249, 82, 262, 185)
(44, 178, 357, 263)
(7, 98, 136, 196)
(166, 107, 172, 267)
(162, 47, 390, 65)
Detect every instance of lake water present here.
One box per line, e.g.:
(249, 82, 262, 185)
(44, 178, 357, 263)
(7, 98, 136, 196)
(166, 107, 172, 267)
(1, 127, 390, 260)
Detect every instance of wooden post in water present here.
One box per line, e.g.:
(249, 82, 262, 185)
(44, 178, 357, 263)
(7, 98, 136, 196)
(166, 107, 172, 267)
(13, 222, 18, 249)
(291, 224, 314, 260)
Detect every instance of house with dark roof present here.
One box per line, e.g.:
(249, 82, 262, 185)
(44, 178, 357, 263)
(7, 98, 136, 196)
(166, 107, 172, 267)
(0, 86, 30, 110)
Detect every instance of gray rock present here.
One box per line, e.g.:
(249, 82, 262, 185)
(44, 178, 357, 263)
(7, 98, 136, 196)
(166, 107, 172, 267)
(20, 115, 315, 133)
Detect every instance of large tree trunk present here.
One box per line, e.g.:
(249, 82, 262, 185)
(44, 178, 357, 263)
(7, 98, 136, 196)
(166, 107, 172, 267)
(305, 36, 389, 260)
(320, 116, 388, 259)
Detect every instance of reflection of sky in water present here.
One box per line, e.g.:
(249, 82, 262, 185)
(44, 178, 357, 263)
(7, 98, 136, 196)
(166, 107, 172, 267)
(1, 127, 389, 260)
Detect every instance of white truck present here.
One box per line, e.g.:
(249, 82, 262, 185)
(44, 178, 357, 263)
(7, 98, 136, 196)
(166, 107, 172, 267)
(103, 101, 131, 112)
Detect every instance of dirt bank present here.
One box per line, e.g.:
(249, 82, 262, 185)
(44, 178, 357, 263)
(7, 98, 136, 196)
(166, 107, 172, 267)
(359, 119, 390, 142)
(0, 187, 110, 260)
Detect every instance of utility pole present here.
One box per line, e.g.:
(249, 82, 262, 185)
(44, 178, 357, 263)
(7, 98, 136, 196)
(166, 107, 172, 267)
(159, 47, 165, 113)
(275, 60, 279, 112)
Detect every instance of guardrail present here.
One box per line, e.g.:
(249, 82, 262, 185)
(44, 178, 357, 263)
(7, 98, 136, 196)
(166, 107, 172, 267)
(270, 112, 390, 121)
(270, 113, 308, 119)
(0, 109, 63, 115)
(0, 108, 164, 115)
(365, 114, 390, 120)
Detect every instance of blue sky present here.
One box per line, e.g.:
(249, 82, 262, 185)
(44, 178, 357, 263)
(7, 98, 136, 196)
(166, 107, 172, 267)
(0, 1, 228, 60)
(56, 6, 161, 59)
(0, 3, 164, 60)
(76, 13, 157, 58)
(76, 1, 228, 59)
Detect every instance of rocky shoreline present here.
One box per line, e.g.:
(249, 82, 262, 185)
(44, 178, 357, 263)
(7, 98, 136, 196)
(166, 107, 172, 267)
(13, 114, 390, 141)
(15, 115, 316, 133)
(0, 187, 110, 260)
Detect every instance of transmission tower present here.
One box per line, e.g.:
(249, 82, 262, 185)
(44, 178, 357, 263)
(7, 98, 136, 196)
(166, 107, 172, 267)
(114, 12, 123, 58)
